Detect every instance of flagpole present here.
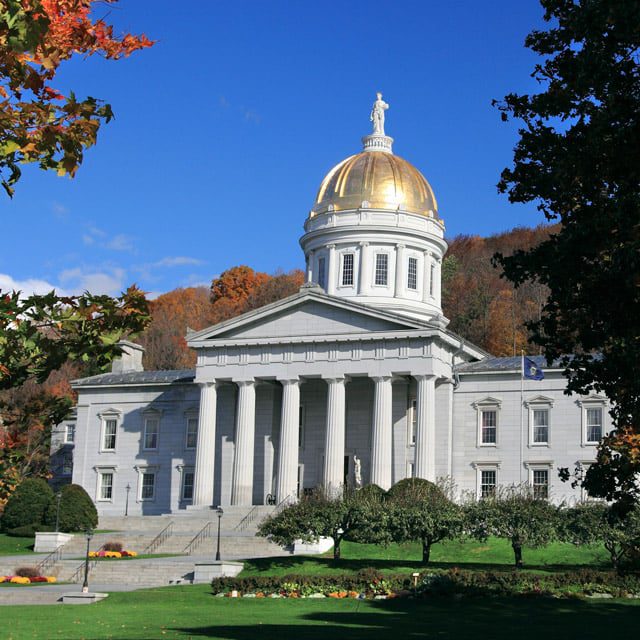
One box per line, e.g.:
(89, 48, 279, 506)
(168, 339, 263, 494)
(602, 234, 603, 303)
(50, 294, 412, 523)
(520, 350, 524, 484)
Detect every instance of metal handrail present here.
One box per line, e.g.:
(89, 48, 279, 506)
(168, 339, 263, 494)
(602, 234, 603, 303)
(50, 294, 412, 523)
(143, 521, 174, 555)
(274, 494, 294, 513)
(35, 544, 65, 575)
(234, 505, 260, 532)
(183, 521, 213, 555)
(68, 544, 105, 584)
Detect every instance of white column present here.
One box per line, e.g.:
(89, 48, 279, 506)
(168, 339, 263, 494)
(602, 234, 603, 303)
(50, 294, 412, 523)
(322, 377, 346, 495)
(193, 381, 217, 507)
(358, 241, 370, 295)
(306, 250, 315, 284)
(422, 250, 432, 303)
(327, 243, 337, 295)
(394, 243, 405, 298)
(276, 378, 300, 502)
(370, 376, 393, 489)
(231, 380, 256, 506)
(434, 258, 442, 307)
(414, 374, 436, 481)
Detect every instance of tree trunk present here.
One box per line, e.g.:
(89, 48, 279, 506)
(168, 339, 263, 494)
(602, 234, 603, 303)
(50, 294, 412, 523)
(512, 542, 523, 568)
(333, 538, 341, 560)
(422, 540, 431, 564)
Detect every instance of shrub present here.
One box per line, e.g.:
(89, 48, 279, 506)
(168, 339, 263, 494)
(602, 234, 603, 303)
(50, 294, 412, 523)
(6, 523, 53, 537)
(103, 541, 123, 552)
(44, 484, 98, 532)
(1, 479, 53, 532)
(14, 566, 39, 578)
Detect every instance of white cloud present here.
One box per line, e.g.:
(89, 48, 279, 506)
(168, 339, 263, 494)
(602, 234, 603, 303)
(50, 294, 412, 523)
(82, 234, 94, 245)
(154, 256, 204, 268)
(52, 202, 69, 218)
(0, 273, 69, 296)
(106, 234, 135, 252)
(59, 267, 126, 296)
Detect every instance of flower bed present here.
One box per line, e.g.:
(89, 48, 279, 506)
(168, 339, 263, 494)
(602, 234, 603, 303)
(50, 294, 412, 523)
(0, 575, 57, 584)
(211, 568, 640, 600)
(88, 550, 137, 558)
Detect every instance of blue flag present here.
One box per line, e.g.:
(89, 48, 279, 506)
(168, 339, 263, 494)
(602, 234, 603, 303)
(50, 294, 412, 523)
(523, 356, 544, 381)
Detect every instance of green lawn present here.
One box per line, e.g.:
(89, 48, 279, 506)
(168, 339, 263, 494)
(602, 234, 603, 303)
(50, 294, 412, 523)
(0, 534, 34, 556)
(1, 584, 638, 640)
(240, 538, 609, 577)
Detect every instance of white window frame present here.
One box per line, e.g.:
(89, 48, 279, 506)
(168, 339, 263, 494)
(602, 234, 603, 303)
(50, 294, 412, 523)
(94, 465, 117, 502)
(340, 252, 355, 287)
(135, 465, 158, 502)
(64, 423, 76, 444)
(407, 256, 418, 291)
(142, 410, 161, 451)
(317, 256, 326, 289)
(473, 397, 501, 448)
(525, 396, 554, 447)
(185, 413, 199, 450)
(373, 252, 389, 287)
(407, 397, 417, 446)
(472, 462, 500, 500)
(525, 462, 553, 500)
(429, 261, 436, 297)
(98, 409, 121, 453)
(578, 396, 607, 446)
(178, 465, 195, 502)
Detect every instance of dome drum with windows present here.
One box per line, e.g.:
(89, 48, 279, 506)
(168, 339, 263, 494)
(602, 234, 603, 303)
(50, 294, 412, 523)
(300, 93, 448, 324)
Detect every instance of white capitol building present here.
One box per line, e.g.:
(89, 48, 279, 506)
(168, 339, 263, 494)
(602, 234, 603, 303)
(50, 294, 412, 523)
(64, 96, 609, 514)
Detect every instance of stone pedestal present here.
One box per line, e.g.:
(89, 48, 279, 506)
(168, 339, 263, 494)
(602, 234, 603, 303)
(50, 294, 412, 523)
(61, 592, 109, 605)
(292, 537, 334, 555)
(193, 561, 244, 583)
(34, 531, 73, 552)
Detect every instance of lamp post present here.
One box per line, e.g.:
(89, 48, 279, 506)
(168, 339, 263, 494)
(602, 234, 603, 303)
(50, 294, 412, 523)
(82, 529, 94, 593)
(125, 483, 131, 517)
(54, 491, 62, 533)
(215, 506, 223, 561)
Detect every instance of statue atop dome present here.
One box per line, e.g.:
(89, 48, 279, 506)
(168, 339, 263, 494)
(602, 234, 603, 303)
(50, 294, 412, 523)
(370, 92, 389, 135)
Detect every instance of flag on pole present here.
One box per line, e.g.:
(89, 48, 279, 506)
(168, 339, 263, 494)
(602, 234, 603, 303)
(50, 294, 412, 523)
(523, 356, 544, 381)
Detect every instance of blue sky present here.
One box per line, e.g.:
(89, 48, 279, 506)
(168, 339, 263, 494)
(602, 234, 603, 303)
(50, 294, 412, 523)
(1, 0, 548, 298)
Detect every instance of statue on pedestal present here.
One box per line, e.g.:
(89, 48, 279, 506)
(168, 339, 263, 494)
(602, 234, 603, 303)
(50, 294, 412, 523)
(353, 455, 362, 489)
(370, 92, 389, 135)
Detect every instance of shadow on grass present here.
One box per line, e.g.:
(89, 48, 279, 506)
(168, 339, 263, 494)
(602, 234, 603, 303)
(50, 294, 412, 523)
(241, 554, 610, 575)
(173, 596, 638, 640)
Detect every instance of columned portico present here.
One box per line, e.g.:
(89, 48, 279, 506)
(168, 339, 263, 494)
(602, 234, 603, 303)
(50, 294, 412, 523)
(370, 376, 393, 489)
(323, 377, 346, 495)
(231, 380, 257, 505)
(276, 378, 300, 502)
(414, 374, 436, 481)
(192, 381, 217, 507)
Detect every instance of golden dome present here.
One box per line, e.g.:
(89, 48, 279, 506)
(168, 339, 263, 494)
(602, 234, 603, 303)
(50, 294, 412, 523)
(311, 151, 439, 218)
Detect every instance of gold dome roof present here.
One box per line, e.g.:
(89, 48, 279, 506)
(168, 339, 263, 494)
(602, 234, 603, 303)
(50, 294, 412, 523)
(311, 151, 439, 218)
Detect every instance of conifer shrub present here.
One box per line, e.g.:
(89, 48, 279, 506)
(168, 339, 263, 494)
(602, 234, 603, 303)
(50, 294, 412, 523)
(45, 484, 98, 532)
(1, 478, 53, 532)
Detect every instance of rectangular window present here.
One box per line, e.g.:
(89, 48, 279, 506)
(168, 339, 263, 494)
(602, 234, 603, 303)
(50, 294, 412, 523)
(408, 398, 417, 445)
(141, 472, 155, 500)
(586, 408, 603, 443)
(533, 409, 549, 444)
(182, 471, 194, 501)
(408, 462, 415, 478)
(61, 454, 73, 475)
(318, 257, 326, 289)
(103, 419, 117, 451)
(99, 472, 113, 501)
(480, 470, 496, 498)
(429, 263, 435, 296)
(481, 410, 497, 444)
(185, 417, 198, 449)
(532, 469, 549, 499)
(374, 253, 388, 286)
(143, 418, 159, 450)
(65, 424, 75, 444)
(407, 257, 418, 290)
(341, 253, 354, 286)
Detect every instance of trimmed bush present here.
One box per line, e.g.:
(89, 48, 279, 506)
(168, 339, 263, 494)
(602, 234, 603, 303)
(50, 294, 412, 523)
(387, 478, 444, 501)
(103, 541, 123, 552)
(1, 478, 53, 532)
(14, 566, 39, 579)
(44, 484, 98, 532)
(6, 523, 53, 537)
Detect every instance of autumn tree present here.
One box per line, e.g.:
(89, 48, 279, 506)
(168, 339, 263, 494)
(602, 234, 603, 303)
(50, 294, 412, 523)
(493, 1, 640, 509)
(244, 269, 304, 312)
(0, 0, 153, 196)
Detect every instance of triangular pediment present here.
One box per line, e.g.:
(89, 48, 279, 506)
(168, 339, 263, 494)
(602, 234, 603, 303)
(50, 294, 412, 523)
(187, 288, 431, 345)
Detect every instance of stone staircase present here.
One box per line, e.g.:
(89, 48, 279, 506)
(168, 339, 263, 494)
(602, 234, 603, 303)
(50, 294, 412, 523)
(11, 505, 296, 587)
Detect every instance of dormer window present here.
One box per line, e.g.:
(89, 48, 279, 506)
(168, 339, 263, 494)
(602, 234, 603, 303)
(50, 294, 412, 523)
(341, 253, 354, 286)
(407, 257, 418, 290)
(374, 253, 388, 286)
(318, 257, 326, 289)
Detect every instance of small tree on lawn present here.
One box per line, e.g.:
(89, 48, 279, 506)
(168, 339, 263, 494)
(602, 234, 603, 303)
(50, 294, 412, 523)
(257, 488, 384, 560)
(386, 478, 463, 564)
(44, 484, 98, 532)
(1, 477, 53, 532)
(465, 484, 560, 568)
(562, 501, 640, 569)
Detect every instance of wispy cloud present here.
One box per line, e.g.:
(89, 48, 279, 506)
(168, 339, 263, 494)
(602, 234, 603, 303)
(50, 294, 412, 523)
(154, 256, 204, 268)
(59, 267, 126, 296)
(51, 202, 70, 219)
(82, 225, 135, 253)
(0, 273, 69, 296)
(106, 234, 135, 252)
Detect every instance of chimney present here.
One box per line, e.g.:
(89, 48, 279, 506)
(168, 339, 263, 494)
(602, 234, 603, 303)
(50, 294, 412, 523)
(111, 340, 145, 373)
